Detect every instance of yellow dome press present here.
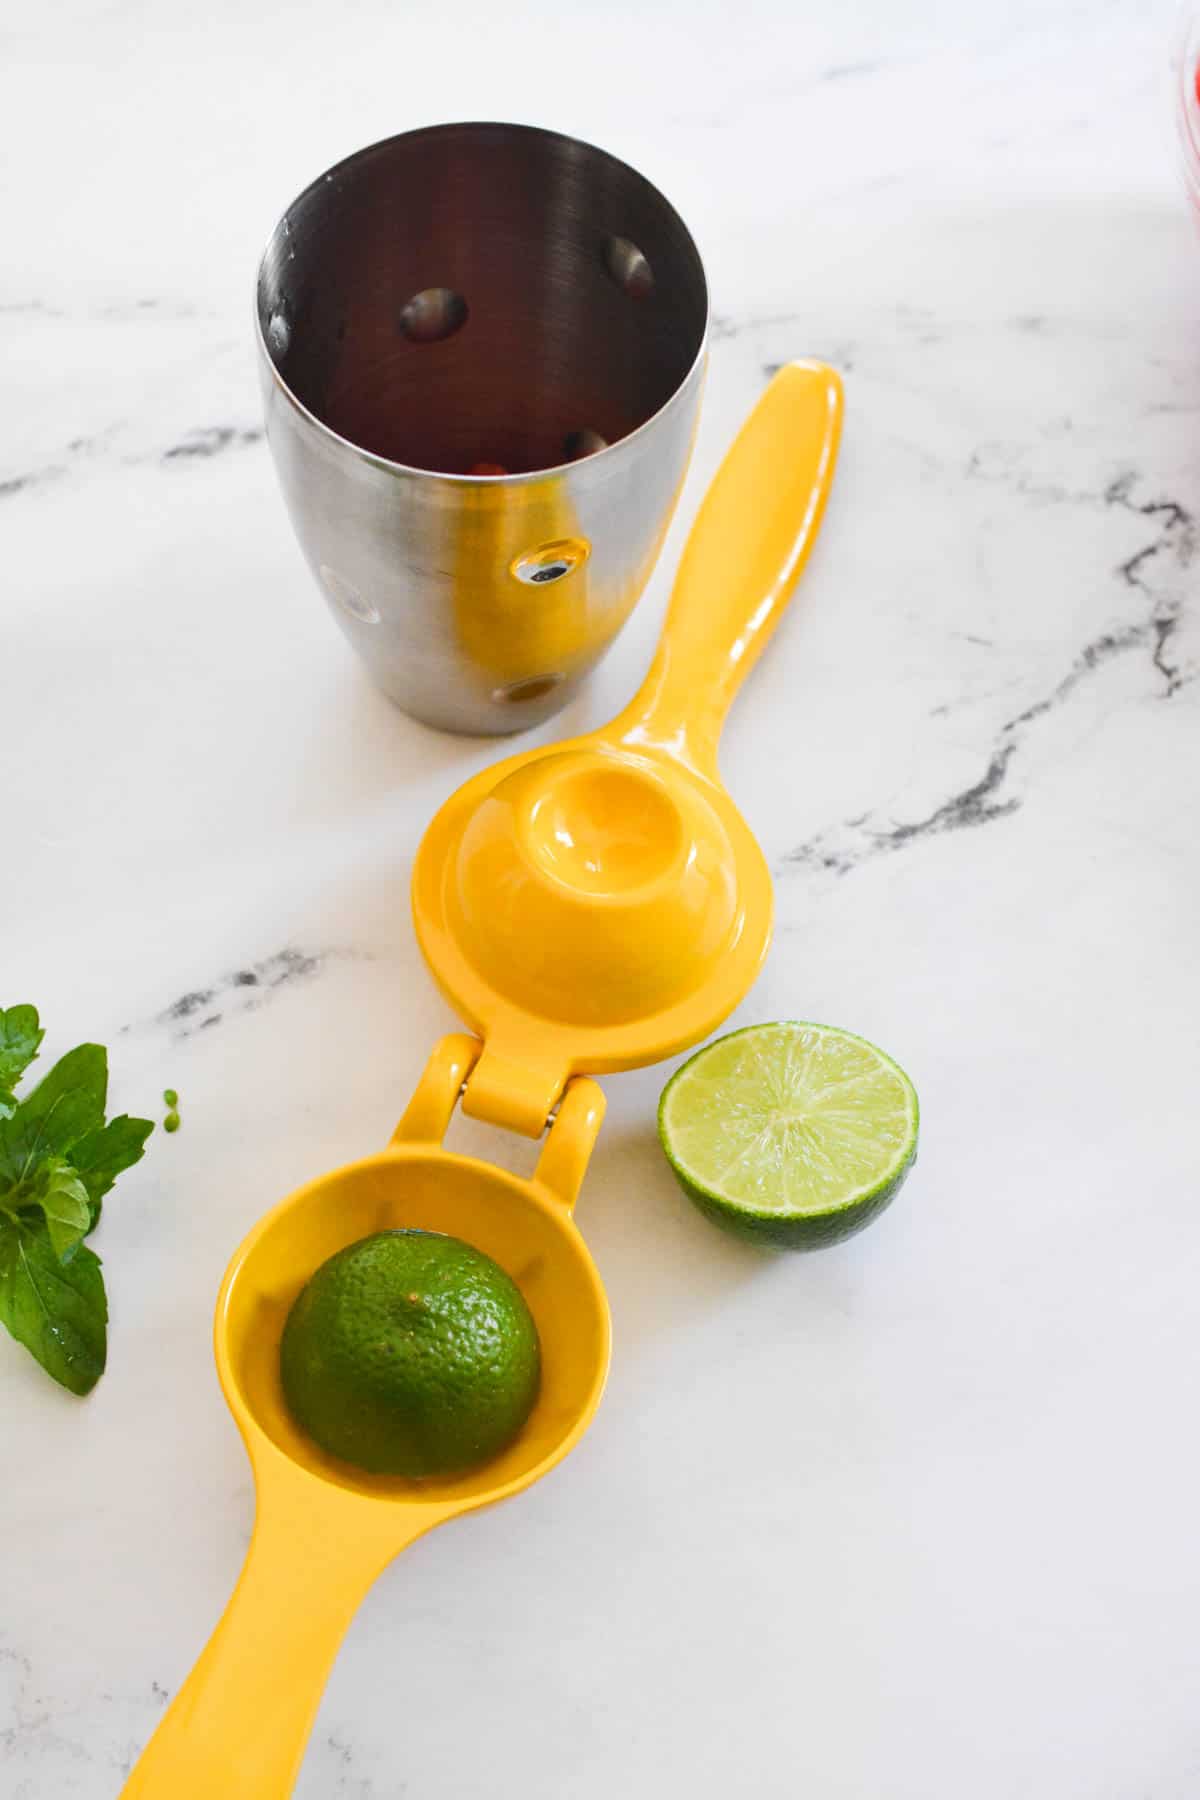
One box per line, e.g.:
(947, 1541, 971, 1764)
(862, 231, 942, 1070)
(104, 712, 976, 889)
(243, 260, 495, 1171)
(414, 361, 845, 1134)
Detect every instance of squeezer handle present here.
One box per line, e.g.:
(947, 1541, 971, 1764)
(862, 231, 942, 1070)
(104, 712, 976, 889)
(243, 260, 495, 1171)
(614, 360, 844, 774)
(118, 1469, 423, 1798)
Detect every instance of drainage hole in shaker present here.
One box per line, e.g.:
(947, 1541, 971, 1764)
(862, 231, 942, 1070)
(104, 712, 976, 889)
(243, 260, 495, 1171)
(492, 674, 565, 705)
(563, 428, 609, 461)
(511, 538, 590, 587)
(399, 288, 468, 343)
(604, 237, 655, 299)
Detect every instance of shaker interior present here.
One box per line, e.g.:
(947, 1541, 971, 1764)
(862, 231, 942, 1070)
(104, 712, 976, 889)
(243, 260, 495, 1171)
(256, 122, 707, 475)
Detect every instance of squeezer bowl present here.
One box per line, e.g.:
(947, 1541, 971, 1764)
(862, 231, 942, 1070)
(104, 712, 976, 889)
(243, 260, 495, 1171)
(221, 1147, 609, 1505)
(119, 1039, 611, 1800)
(219, 1044, 611, 1507)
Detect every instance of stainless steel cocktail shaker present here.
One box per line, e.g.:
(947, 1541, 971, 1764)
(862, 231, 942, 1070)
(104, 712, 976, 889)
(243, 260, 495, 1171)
(256, 123, 708, 734)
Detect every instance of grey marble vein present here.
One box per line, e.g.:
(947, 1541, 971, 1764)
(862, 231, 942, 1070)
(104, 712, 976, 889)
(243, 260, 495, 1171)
(0, 423, 264, 497)
(149, 948, 337, 1040)
(162, 425, 264, 461)
(820, 59, 886, 82)
(0, 1642, 130, 1775)
(709, 310, 806, 343)
(0, 472, 50, 499)
(1105, 475, 1194, 697)
(0, 423, 118, 496)
(782, 473, 1196, 878)
(0, 429, 117, 500)
(321, 1729, 392, 1797)
(0, 299, 66, 318)
(0, 295, 204, 321)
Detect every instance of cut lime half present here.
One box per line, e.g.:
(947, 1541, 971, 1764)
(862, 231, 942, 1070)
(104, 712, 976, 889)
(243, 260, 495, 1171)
(658, 1022, 919, 1249)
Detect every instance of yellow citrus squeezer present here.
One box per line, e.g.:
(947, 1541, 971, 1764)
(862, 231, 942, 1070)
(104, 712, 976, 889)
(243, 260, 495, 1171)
(119, 360, 842, 1798)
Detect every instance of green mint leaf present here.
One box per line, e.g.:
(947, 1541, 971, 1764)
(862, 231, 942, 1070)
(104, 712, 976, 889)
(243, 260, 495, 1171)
(0, 1015, 150, 1396)
(0, 1213, 107, 1394)
(0, 1005, 44, 1119)
(0, 1043, 107, 1187)
(34, 1163, 93, 1260)
(69, 1114, 154, 1228)
(0, 1004, 44, 1084)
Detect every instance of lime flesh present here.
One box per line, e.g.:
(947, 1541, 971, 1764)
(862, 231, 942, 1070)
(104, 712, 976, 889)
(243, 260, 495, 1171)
(658, 1022, 919, 1249)
(280, 1229, 541, 1477)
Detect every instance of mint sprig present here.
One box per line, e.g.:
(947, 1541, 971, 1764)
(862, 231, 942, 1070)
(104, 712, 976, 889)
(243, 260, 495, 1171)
(0, 1007, 152, 1394)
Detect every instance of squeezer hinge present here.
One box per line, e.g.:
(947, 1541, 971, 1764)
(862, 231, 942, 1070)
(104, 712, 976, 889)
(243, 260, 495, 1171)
(393, 1036, 606, 1214)
(460, 1042, 570, 1139)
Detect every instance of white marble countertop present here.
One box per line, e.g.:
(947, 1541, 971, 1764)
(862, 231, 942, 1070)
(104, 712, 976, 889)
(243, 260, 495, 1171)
(5, 2, 1200, 1794)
